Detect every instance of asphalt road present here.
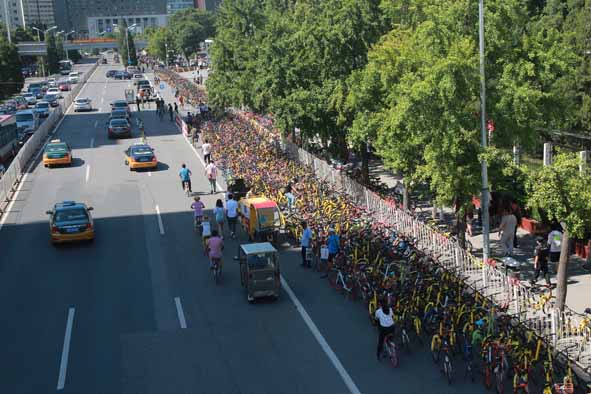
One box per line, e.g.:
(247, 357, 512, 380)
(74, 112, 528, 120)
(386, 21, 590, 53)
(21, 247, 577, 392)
(0, 59, 483, 394)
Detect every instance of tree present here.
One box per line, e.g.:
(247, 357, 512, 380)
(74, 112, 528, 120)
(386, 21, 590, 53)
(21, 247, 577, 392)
(527, 152, 591, 311)
(0, 35, 24, 99)
(56, 35, 65, 61)
(45, 32, 59, 74)
(168, 8, 216, 60)
(117, 19, 138, 66)
(146, 27, 172, 62)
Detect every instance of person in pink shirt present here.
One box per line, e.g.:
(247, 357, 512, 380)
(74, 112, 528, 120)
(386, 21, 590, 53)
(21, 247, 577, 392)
(206, 230, 224, 270)
(190, 196, 205, 231)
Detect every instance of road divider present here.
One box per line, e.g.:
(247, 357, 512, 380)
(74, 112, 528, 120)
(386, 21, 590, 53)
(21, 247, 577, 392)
(85, 165, 90, 183)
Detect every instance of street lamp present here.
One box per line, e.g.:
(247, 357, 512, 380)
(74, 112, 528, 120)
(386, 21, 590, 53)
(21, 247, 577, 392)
(114, 22, 136, 66)
(32, 25, 57, 79)
(57, 30, 76, 61)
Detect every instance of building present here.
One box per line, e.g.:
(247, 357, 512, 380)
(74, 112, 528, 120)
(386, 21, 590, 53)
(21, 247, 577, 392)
(20, 0, 55, 27)
(167, 0, 194, 15)
(53, 0, 167, 37)
(195, 0, 221, 11)
(1, 0, 25, 29)
(87, 14, 167, 37)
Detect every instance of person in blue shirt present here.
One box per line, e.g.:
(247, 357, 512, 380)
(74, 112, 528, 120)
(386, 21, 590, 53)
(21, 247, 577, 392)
(300, 221, 313, 267)
(327, 227, 340, 260)
(178, 163, 192, 193)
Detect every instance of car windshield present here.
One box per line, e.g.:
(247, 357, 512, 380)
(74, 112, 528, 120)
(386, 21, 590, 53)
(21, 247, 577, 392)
(76, 99, 89, 104)
(43, 95, 56, 100)
(131, 146, 152, 155)
(16, 113, 33, 122)
(111, 119, 128, 126)
(46, 143, 68, 153)
(36, 103, 49, 108)
(54, 208, 88, 223)
(113, 102, 127, 108)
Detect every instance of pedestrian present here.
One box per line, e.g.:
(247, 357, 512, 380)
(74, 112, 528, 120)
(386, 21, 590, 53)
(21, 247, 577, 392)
(190, 127, 198, 146)
(511, 200, 522, 248)
(498, 207, 517, 256)
(174, 102, 179, 114)
(285, 188, 295, 213)
(532, 236, 551, 287)
(179, 95, 184, 108)
(205, 161, 218, 194)
(465, 204, 474, 237)
(187, 112, 193, 126)
(300, 221, 312, 267)
(202, 139, 212, 163)
(135, 96, 141, 112)
(214, 199, 225, 236)
(225, 194, 239, 238)
(547, 225, 563, 266)
(168, 104, 174, 121)
(320, 227, 339, 278)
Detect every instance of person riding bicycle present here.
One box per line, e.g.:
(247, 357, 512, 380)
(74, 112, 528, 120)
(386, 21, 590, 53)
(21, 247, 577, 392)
(179, 163, 192, 193)
(375, 298, 395, 361)
(206, 229, 224, 271)
(190, 196, 205, 230)
(471, 319, 485, 347)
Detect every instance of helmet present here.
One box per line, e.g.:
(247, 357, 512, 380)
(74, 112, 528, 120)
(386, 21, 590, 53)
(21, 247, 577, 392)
(476, 319, 485, 327)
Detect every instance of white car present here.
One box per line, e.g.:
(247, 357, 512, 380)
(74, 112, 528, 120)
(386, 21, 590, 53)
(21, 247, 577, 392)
(68, 72, 80, 84)
(46, 88, 62, 98)
(23, 93, 37, 106)
(73, 98, 92, 112)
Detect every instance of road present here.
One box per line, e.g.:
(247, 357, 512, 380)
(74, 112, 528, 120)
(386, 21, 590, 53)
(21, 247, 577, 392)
(0, 58, 481, 394)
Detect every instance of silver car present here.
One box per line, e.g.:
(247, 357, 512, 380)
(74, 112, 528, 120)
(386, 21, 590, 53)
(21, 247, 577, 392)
(74, 98, 92, 112)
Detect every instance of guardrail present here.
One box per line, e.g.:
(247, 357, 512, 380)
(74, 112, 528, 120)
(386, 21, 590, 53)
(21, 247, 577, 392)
(0, 61, 98, 218)
(232, 109, 591, 384)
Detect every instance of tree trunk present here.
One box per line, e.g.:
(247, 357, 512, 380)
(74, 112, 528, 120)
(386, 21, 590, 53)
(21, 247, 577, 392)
(456, 211, 467, 249)
(432, 202, 437, 220)
(360, 143, 369, 185)
(556, 229, 570, 311)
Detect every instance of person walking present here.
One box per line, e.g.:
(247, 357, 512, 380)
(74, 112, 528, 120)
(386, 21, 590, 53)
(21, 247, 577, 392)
(498, 207, 517, 256)
(168, 104, 174, 122)
(300, 221, 312, 267)
(214, 199, 225, 237)
(205, 161, 218, 194)
(547, 225, 563, 268)
(174, 102, 179, 114)
(179, 95, 185, 109)
(225, 194, 239, 239)
(321, 227, 339, 278)
(135, 96, 141, 112)
(532, 237, 551, 286)
(511, 201, 522, 248)
(202, 139, 212, 164)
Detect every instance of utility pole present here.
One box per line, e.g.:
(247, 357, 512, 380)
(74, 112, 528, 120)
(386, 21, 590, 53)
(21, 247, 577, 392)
(478, 0, 491, 276)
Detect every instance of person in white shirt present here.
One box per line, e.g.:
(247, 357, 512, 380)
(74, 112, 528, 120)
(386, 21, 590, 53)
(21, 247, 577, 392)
(204, 161, 218, 194)
(547, 227, 563, 263)
(202, 139, 212, 164)
(225, 194, 239, 238)
(498, 208, 517, 256)
(375, 299, 395, 361)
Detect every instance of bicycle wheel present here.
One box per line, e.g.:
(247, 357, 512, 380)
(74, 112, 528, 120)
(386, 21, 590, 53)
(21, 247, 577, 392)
(327, 270, 338, 288)
(444, 358, 452, 385)
(387, 340, 399, 368)
(495, 369, 504, 394)
(484, 366, 492, 389)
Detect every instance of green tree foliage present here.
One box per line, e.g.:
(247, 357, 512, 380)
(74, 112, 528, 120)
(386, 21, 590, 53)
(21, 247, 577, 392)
(527, 152, 591, 310)
(146, 27, 172, 63)
(45, 32, 59, 74)
(0, 34, 24, 99)
(168, 8, 216, 60)
(56, 35, 65, 60)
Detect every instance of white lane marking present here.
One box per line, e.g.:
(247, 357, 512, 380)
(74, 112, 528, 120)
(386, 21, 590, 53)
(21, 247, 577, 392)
(93, 120, 97, 128)
(174, 297, 187, 329)
(148, 171, 151, 177)
(155, 205, 165, 235)
(85, 165, 90, 183)
(183, 136, 223, 192)
(280, 277, 362, 394)
(56, 307, 75, 390)
(90, 137, 94, 148)
(100, 97, 104, 104)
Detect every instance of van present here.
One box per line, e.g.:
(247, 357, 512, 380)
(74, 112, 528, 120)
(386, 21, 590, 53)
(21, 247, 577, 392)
(15, 109, 39, 132)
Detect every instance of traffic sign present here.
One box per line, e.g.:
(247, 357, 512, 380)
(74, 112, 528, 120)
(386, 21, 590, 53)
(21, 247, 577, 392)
(159, 83, 164, 90)
(106, 26, 112, 33)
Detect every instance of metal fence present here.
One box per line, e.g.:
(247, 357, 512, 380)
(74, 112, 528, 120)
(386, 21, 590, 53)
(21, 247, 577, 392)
(0, 61, 98, 217)
(234, 109, 591, 382)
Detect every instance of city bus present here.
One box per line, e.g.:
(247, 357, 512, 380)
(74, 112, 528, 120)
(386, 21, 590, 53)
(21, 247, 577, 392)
(59, 60, 73, 75)
(0, 115, 18, 164)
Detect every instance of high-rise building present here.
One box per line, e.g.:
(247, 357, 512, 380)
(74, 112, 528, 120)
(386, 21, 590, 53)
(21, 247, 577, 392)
(195, 0, 221, 11)
(20, 0, 55, 27)
(54, 0, 167, 37)
(1, 0, 25, 29)
(167, 0, 194, 15)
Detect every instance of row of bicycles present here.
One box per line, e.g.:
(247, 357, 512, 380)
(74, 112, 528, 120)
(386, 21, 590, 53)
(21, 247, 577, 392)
(163, 73, 590, 393)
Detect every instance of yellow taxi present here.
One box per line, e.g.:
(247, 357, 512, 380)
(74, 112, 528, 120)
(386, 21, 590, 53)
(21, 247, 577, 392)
(46, 201, 95, 244)
(124, 143, 158, 170)
(43, 139, 72, 167)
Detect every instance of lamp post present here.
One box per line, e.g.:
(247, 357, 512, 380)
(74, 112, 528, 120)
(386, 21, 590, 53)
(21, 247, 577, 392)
(57, 30, 76, 61)
(113, 22, 136, 65)
(478, 0, 491, 280)
(32, 25, 57, 80)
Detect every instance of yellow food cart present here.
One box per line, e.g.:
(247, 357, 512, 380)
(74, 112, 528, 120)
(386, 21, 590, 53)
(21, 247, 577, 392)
(238, 197, 283, 244)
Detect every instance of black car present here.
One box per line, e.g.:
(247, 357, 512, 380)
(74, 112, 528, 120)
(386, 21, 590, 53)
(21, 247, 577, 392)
(107, 118, 131, 139)
(108, 108, 130, 123)
(106, 70, 118, 78)
(114, 71, 131, 80)
(42, 94, 60, 107)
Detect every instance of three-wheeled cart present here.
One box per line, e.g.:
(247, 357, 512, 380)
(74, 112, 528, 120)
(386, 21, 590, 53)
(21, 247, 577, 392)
(236, 242, 280, 302)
